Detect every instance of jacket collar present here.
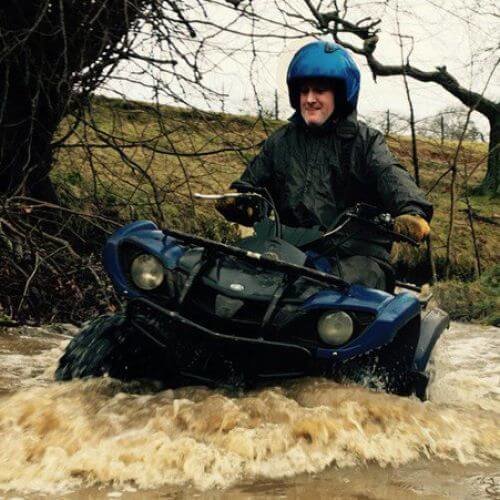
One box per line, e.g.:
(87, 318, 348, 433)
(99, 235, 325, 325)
(336, 111, 359, 139)
(289, 110, 358, 139)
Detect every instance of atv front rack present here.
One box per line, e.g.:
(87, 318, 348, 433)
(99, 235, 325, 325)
(163, 228, 349, 330)
(163, 228, 349, 289)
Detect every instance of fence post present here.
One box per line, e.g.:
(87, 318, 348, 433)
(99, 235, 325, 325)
(440, 114, 444, 145)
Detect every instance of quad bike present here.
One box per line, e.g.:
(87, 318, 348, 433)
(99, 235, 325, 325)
(56, 186, 449, 399)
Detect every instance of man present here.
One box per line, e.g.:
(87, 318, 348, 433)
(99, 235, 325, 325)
(217, 41, 432, 291)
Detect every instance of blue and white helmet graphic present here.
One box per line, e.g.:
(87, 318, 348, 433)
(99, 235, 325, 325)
(286, 41, 361, 116)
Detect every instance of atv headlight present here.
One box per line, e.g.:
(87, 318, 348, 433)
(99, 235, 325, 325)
(130, 254, 164, 290)
(317, 311, 354, 346)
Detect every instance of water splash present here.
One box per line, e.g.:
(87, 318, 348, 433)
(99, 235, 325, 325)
(0, 322, 498, 494)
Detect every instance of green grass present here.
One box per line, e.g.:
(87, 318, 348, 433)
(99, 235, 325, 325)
(2, 97, 497, 325)
(433, 265, 499, 325)
(53, 97, 499, 322)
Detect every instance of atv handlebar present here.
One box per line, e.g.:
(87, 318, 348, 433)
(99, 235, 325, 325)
(344, 205, 420, 246)
(195, 191, 419, 247)
(195, 190, 283, 238)
(194, 192, 263, 201)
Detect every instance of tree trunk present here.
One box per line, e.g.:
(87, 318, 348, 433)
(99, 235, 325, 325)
(0, 3, 70, 203)
(478, 112, 500, 196)
(0, 0, 143, 203)
(0, 60, 64, 203)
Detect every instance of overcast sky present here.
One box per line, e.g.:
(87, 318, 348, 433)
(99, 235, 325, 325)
(105, 0, 499, 135)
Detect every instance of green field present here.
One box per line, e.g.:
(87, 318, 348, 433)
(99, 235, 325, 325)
(3, 96, 498, 324)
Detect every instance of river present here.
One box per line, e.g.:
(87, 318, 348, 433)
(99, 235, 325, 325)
(0, 321, 498, 498)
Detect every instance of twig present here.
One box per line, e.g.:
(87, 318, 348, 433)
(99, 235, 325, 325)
(16, 253, 41, 316)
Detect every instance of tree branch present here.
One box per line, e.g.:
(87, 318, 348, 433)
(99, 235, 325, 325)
(303, 2, 499, 120)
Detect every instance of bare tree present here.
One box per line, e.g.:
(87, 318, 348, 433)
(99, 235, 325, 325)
(395, 4, 419, 185)
(301, 0, 499, 195)
(0, 0, 316, 322)
(418, 106, 486, 143)
(1, 0, 497, 323)
(0, 0, 275, 202)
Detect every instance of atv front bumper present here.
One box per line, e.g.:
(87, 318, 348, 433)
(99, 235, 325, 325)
(126, 297, 314, 385)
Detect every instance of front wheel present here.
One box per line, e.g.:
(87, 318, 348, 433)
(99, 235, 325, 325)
(335, 317, 421, 398)
(374, 317, 421, 397)
(55, 314, 166, 382)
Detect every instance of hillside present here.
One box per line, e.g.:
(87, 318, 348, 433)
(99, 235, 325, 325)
(1, 97, 498, 325)
(54, 97, 498, 279)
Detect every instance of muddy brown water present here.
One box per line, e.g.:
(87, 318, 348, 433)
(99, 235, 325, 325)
(0, 322, 498, 499)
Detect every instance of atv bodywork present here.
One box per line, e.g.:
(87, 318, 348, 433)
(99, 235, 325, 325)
(57, 204, 449, 399)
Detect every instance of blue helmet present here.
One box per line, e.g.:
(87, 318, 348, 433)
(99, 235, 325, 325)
(286, 41, 361, 117)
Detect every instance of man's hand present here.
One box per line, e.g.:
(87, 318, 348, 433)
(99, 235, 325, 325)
(215, 197, 261, 227)
(393, 214, 430, 242)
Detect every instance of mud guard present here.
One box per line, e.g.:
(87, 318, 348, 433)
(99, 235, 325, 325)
(413, 307, 450, 373)
(409, 308, 449, 399)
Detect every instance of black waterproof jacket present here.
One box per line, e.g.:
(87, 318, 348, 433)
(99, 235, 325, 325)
(233, 112, 433, 266)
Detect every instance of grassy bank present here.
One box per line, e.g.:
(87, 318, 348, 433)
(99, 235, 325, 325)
(433, 266, 499, 325)
(1, 97, 498, 324)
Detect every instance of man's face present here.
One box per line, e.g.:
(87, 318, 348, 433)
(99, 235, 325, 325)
(299, 80, 335, 127)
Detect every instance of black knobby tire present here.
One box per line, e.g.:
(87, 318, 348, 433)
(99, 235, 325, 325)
(55, 314, 160, 382)
(374, 344, 412, 396)
(334, 318, 420, 397)
(374, 318, 420, 397)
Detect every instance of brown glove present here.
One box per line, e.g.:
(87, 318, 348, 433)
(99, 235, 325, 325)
(393, 214, 430, 242)
(215, 197, 259, 227)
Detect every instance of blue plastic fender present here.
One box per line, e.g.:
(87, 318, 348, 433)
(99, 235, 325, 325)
(303, 284, 393, 313)
(311, 290, 421, 362)
(103, 220, 186, 298)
